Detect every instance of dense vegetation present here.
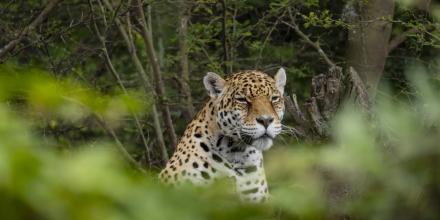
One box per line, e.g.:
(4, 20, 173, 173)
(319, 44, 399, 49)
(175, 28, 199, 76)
(0, 0, 439, 219)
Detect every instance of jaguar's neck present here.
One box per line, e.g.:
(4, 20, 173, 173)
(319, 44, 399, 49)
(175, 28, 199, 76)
(179, 99, 238, 159)
(193, 99, 219, 134)
(178, 99, 221, 150)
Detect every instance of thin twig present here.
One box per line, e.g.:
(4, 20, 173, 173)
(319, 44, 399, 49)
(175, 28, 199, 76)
(96, 114, 147, 174)
(255, 9, 287, 68)
(282, 7, 335, 68)
(61, 96, 146, 173)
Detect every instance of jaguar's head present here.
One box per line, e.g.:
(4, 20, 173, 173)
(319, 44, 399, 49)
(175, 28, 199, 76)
(203, 68, 286, 151)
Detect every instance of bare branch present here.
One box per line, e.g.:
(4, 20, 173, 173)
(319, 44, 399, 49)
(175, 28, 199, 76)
(177, 0, 196, 120)
(282, 19, 335, 68)
(0, 0, 61, 61)
(282, 8, 336, 68)
(134, 0, 178, 149)
(388, 28, 420, 52)
(89, 0, 152, 166)
(100, 0, 170, 163)
(94, 114, 147, 174)
(62, 95, 146, 173)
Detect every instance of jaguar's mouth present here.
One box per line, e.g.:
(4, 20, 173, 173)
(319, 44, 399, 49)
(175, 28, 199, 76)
(240, 133, 274, 145)
(259, 133, 273, 139)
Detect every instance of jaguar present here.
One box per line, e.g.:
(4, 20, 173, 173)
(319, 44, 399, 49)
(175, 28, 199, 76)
(159, 68, 286, 202)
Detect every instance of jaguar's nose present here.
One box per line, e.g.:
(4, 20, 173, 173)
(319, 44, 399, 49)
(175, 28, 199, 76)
(256, 116, 274, 128)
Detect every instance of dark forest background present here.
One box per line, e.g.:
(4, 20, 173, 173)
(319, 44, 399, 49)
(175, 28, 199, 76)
(0, 0, 439, 219)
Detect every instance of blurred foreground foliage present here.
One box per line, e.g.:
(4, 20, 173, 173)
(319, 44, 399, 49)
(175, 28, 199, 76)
(0, 64, 439, 219)
(0, 64, 147, 122)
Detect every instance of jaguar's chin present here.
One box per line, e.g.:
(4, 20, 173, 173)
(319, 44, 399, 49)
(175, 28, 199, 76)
(251, 136, 273, 151)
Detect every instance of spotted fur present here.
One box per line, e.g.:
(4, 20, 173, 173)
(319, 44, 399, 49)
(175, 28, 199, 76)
(159, 68, 286, 202)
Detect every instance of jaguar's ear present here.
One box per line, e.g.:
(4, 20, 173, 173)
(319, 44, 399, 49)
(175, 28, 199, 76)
(275, 67, 287, 95)
(204, 72, 226, 97)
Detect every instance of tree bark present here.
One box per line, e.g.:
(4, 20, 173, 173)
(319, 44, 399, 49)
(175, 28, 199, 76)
(0, 0, 61, 61)
(283, 8, 372, 139)
(345, 0, 395, 98)
(134, 0, 178, 149)
(177, 0, 195, 121)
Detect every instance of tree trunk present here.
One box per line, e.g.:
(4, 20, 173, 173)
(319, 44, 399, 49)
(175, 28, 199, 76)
(345, 0, 395, 98)
(177, 0, 195, 121)
(134, 0, 178, 149)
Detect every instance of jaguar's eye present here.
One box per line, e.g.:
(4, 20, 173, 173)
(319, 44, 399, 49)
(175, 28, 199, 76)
(271, 96, 280, 102)
(235, 97, 248, 104)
